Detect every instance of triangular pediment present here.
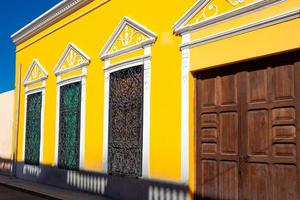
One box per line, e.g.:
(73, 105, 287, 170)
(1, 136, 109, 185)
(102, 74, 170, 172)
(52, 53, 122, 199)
(24, 59, 48, 86)
(174, 0, 277, 34)
(100, 17, 157, 60)
(54, 43, 90, 75)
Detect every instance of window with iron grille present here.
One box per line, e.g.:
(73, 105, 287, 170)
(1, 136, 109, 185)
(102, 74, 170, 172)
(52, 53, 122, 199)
(58, 82, 81, 170)
(25, 92, 42, 165)
(108, 65, 144, 177)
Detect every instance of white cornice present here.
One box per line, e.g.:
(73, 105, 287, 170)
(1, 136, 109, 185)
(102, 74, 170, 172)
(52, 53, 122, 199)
(173, 0, 285, 34)
(11, 0, 93, 45)
(181, 9, 300, 49)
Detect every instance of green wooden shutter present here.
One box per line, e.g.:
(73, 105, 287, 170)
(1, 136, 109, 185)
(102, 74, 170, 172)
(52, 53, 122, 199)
(25, 92, 42, 165)
(58, 82, 81, 170)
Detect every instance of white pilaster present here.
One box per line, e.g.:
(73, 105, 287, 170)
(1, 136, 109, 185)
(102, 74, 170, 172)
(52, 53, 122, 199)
(80, 76, 86, 170)
(102, 59, 110, 173)
(181, 33, 190, 183)
(142, 46, 151, 177)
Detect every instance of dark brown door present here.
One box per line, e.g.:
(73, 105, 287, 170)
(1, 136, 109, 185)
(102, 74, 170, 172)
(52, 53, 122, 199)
(195, 51, 300, 200)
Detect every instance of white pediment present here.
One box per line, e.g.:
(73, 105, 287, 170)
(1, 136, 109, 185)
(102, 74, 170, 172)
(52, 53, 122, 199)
(100, 17, 157, 60)
(54, 43, 91, 76)
(24, 59, 48, 86)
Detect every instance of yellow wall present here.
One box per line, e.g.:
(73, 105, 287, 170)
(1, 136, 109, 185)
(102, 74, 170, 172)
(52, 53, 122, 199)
(14, 0, 300, 196)
(15, 0, 195, 182)
(186, 0, 300, 196)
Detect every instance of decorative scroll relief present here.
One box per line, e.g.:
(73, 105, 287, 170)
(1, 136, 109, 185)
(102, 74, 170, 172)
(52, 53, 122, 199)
(61, 49, 86, 70)
(100, 17, 157, 60)
(54, 43, 90, 76)
(24, 60, 48, 85)
(187, 0, 259, 24)
(28, 64, 44, 82)
(108, 25, 149, 54)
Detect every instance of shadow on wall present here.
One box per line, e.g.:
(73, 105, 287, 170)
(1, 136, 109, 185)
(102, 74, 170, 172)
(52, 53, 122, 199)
(0, 158, 12, 175)
(15, 162, 188, 200)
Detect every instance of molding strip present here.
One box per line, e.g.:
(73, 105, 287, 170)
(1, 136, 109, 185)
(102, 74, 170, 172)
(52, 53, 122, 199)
(11, 0, 93, 45)
(174, 0, 285, 34)
(181, 33, 190, 184)
(181, 9, 300, 49)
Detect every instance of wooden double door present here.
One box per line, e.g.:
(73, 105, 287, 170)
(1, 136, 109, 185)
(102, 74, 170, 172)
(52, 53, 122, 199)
(196, 51, 300, 200)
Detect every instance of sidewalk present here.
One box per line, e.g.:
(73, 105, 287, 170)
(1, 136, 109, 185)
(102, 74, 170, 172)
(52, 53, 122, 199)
(0, 175, 111, 200)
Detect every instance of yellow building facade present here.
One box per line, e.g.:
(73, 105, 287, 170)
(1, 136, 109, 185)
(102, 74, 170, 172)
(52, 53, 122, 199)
(11, 0, 300, 199)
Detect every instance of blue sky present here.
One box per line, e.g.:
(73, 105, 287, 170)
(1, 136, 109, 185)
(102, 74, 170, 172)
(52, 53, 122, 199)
(0, 0, 61, 94)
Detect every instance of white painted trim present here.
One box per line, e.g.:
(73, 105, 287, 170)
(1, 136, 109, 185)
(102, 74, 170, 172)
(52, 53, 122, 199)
(173, 0, 285, 34)
(54, 75, 87, 170)
(54, 43, 91, 76)
(24, 59, 48, 86)
(80, 76, 86, 170)
(54, 80, 60, 167)
(102, 48, 152, 178)
(23, 86, 46, 165)
(11, 0, 93, 45)
(104, 55, 151, 72)
(22, 95, 28, 162)
(142, 46, 151, 177)
(102, 61, 110, 173)
(181, 8, 300, 49)
(101, 39, 155, 60)
(40, 81, 46, 163)
(181, 33, 190, 184)
(99, 16, 157, 60)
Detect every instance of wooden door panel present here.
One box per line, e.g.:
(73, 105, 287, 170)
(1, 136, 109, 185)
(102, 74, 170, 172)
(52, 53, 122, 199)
(201, 160, 218, 199)
(272, 143, 296, 158)
(196, 51, 300, 200)
(247, 110, 270, 157)
(244, 163, 270, 200)
(272, 107, 296, 126)
(272, 65, 295, 101)
(247, 69, 268, 103)
(272, 164, 297, 200)
(220, 75, 237, 106)
(219, 161, 239, 200)
(220, 112, 238, 155)
(201, 78, 217, 107)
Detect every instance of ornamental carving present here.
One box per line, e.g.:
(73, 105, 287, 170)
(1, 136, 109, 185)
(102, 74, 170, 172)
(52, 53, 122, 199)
(187, 0, 258, 24)
(54, 43, 90, 76)
(108, 65, 143, 177)
(24, 60, 48, 85)
(108, 25, 149, 53)
(29, 64, 43, 82)
(61, 49, 86, 70)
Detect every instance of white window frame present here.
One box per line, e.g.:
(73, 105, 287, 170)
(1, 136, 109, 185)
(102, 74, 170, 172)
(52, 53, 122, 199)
(99, 17, 157, 178)
(23, 59, 48, 165)
(102, 47, 152, 178)
(54, 43, 90, 170)
(54, 74, 87, 170)
(23, 86, 46, 165)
